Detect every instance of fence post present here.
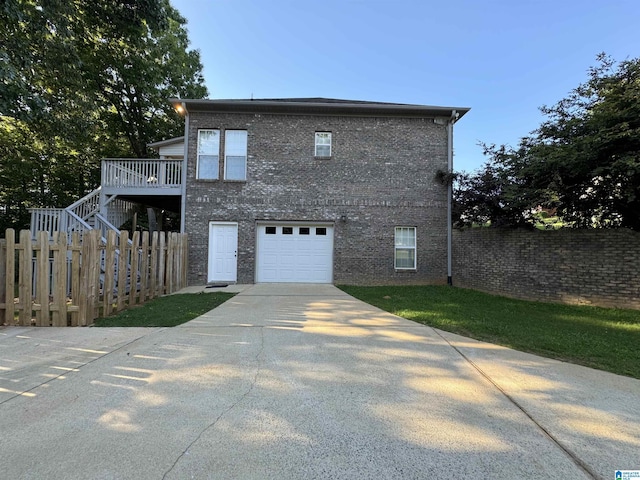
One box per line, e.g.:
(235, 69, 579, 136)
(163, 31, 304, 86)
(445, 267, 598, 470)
(130, 231, 140, 305)
(181, 234, 188, 289)
(149, 231, 158, 299)
(103, 230, 117, 317)
(4, 229, 15, 325)
(18, 230, 32, 326)
(139, 231, 149, 304)
(158, 232, 166, 296)
(86, 230, 100, 325)
(36, 231, 50, 326)
(52, 232, 68, 326)
(0, 237, 5, 325)
(117, 230, 128, 312)
(70, 232, 81, 326)
(166, 232, 175, 293)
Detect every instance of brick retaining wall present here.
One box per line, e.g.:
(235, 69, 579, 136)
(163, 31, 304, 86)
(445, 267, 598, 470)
(452, 228, 640, 309)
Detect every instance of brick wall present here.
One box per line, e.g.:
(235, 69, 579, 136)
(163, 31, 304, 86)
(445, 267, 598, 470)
(185, 111, 450, 285)
(453, 228, 640, 309)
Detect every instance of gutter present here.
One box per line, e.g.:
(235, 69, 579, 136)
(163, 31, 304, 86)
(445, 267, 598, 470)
(179, 102, 188, 233)
(447, 109, 459, 286)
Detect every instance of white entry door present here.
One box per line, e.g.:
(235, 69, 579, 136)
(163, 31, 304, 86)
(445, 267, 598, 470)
(208, 222, 238, 282)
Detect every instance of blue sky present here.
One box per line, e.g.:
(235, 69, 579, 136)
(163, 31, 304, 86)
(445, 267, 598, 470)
(170, 0, 639, 172)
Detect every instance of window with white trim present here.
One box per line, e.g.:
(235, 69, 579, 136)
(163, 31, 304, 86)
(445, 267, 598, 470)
(395, 227, 416, 269)
(196, 129, 220, 180)
(224, 130, 248, 180)
(315, 132, 332, 157)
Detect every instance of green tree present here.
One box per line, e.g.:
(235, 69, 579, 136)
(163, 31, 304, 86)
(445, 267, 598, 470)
(0, 0, 207, 230)
(454, 54, 640, 231)
(452, 150, 534, 228)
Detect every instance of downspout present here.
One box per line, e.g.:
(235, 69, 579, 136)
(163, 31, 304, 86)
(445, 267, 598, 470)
(179, 102, 189, 233)
(447, 110, 458, 286)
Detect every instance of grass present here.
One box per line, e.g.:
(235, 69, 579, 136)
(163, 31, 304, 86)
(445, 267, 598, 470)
(92, 292, 235, 328)
(338, 285, 640, 379)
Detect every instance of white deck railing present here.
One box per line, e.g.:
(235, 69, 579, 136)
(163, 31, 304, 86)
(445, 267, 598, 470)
(95, 214, 124, 242)
(102, 158, 182, 189)
(67, 187, 101, 222)
(30, 208, 67, 234)
(103, 197, 136, 230)
(30, 158, 178, 242)
(30, 208, 93, 239)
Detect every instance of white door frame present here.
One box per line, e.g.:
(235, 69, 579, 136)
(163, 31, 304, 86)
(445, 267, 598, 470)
(208, 222, 238, 283)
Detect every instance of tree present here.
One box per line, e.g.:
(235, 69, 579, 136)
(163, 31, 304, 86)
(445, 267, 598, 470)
(454, 54, 640, 231)
(453, 151, 532, 228)
(0, 0, 207, 230)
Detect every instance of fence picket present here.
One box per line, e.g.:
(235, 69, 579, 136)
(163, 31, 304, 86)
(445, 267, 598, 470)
(53, 232, 67, 326)
(139, 231, 149, 304)
(158, 232, 166, 296)
(166, 232, 175, 294)
(70, 233, 81, 326)
(117, 231, 128, 312)
(37, 231, 50, 326)
(78, 235, 89, 326)
(181, 233, 188, 289)
(18, 231, 32, 326)
(4, 230, 14, 325)
(130, 231, 140, 306)
(85, 230, 100, 324)
(149, 232, 158, 300)
(103, 231, 117, 316)
(0, 237, 5, 324)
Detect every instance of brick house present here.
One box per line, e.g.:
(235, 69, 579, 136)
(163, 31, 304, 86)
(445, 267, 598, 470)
(30, 97, 469, 286)
(174, 98, 469, 285)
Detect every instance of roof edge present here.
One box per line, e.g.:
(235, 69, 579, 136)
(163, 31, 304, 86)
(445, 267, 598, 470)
(169, 98, 470, 120)
(147, 136, 184, 148)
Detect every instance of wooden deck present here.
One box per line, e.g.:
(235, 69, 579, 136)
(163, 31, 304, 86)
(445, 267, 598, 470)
(101, 158, 183, 195)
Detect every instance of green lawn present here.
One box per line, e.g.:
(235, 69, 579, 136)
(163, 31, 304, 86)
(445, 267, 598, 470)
(339, 285, 640, 379)
(92, 292, 235, 327)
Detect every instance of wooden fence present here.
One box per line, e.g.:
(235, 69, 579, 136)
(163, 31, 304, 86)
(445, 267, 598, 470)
(0, 229, 188, 327)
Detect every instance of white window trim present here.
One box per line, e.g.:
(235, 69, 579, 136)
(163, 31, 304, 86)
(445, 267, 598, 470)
(224, 129, 248, 181)
(394, 226, 417, 270)
(315, 131, 332, 157)
(196, 129, 220, 180)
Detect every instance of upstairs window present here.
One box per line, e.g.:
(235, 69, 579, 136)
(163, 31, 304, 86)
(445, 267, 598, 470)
(395, 227, 416, 269)
(224, 130, 248, 180)
(315, 132, 332, 157)
(197, 129, 220, 180)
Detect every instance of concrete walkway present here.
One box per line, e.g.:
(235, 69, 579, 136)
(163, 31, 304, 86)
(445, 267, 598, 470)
(0, 284, 638, 479)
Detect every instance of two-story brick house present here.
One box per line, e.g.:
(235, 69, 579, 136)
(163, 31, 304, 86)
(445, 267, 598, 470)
(173, 98, 469, 285)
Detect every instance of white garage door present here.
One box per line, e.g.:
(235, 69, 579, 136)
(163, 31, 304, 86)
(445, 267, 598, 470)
(256, 224, 333, 283)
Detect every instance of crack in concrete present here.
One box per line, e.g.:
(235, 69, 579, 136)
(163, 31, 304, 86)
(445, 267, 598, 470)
(432, 328, 599, 480)
(162, 326, 265, 480)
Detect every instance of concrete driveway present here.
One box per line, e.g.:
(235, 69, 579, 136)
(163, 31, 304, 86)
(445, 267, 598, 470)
(0, 284, 638, 479)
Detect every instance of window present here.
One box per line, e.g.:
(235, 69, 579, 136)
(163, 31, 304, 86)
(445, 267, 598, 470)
(197, 129, 220, 180)
(265, 226, 276, 234)
(316, 227, 327, 235)
(299, 227, 310, 235)
(283, 227, 293, 235)
(224, 130, 247, 180)
(395, 227, 416, 269)
(315, 132, 332, 157)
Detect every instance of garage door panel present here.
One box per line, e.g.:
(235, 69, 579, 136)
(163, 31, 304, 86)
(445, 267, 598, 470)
(256, 224, 333, 283)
